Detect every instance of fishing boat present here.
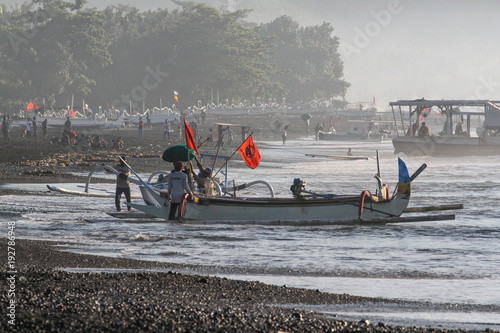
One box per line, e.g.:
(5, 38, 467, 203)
(338, 101, 380, 119)
(317, 120, 393, 142)
(128, 158, 428, 223)
(390, 99, 500, 156)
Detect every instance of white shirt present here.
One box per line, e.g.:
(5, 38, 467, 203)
(167, 171, 193, 203)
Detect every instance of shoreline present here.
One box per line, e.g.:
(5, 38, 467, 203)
(1, 238, 494, 332)
(1, 119, 499, 332)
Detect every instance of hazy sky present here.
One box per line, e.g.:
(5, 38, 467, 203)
(3, 0, 500, 108)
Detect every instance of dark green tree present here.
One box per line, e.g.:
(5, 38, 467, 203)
(93, 2, 284, 109)
(0, 0, 111, 107)
(259, 15, 349, 102)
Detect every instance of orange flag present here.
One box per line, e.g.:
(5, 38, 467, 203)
(237, 135, 261, 169)
(184, 120, 200, 156)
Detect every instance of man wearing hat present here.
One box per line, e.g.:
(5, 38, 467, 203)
(167, 161, 194, 220)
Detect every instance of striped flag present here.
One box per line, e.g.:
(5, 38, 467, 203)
(174, 90, 179, 103)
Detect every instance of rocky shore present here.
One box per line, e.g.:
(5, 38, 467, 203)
(2, 238, 493, 333)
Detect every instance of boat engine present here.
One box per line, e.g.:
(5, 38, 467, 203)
(290, 178, 307, 198)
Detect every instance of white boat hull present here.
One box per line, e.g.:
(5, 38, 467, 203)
(392, 136, 500, 156)
(318, 131, 383, 142)
(130, 183, 411, 223)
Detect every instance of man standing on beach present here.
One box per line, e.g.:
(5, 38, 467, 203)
(64, 116, 72, 131)
(282, 125, 288, 144)
(138, 117, 144, 140)
(114, 156, 131, 212)
(2, 115, 10, 140)
(25, 118, 32, 138)
(163, 119, 171, 142)
(32, 117, 37, 139)
(42, 119, 48, 139)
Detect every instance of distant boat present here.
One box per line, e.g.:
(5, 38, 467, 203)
(318, 120, 393, 142)
(390, 99, 500, 156)
(318, 131, 383, 142)
(12, 114, 113, 130)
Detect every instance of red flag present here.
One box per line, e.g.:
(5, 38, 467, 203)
(184, 120, 199, 156)
(69, 109, 76, 117)
(237, 135, 261, 169)
(25, 102, 34, 112)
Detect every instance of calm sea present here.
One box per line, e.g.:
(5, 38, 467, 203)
(1, 138, 499, 330)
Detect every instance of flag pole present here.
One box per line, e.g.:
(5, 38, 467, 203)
(70, 93, 74, 117)
(212, 132, 254, 179)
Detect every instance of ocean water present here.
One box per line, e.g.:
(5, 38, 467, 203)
(1, 138, 500, 330)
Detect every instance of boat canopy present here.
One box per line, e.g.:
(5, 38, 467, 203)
(390, 99, 500, 136)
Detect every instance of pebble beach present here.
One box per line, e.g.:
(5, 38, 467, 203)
(2, 238, 491, 333)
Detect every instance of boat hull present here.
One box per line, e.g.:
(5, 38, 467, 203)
(129, 183, 411, 223)
(392, 136, 500, 156)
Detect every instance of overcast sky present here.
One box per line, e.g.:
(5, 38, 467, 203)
(2, 0, 500, 108)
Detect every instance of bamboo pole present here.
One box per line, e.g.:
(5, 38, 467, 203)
(404, 204, 464, 213)
(155, 214, 457, 225)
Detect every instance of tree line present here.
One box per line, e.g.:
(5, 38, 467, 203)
(0, 0, 349, 113)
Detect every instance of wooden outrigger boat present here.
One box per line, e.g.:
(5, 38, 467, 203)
(127, 157, 435, 224)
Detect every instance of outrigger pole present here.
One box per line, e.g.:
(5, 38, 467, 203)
(375, 150, 383, 198)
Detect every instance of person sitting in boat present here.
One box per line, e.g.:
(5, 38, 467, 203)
(167, 161, 194, 221)
(406, 120, 419, 136)
(454, 121, 469, 136)
(155, 173, 168, 184)
(192, 159, 214, 195)
(418, 122, 430, 137)
(455, 121, 463, 135)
